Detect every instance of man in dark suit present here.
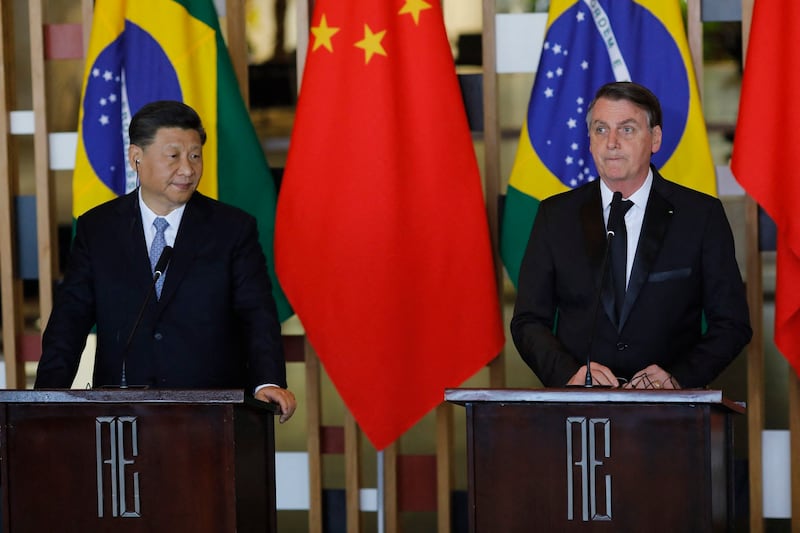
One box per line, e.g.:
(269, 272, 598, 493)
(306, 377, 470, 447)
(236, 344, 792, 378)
(35, 100, 296, 422)
(511, 82, 751, 389)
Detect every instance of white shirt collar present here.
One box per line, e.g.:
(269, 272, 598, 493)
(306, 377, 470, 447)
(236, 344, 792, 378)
(600, 168, 654, 210)
(138, 188, 187, 230)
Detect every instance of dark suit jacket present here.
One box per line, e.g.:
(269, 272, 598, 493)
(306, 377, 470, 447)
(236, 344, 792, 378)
(35, 190, 286, 390)
(510, 168, 751, 388)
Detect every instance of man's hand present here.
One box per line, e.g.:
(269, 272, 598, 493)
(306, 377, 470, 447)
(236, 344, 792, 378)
(567, 362, 620, 387)
(255, 386, 298, 423)
(623, 364, 680, 389)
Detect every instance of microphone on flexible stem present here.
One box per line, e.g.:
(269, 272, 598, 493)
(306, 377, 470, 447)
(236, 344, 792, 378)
(582, 229, 615, 388)
(118, 245, 173, 388)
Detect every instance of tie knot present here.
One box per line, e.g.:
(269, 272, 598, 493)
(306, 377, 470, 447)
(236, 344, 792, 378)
(153, 217, 169, 233)
(608, 192, 633, 231)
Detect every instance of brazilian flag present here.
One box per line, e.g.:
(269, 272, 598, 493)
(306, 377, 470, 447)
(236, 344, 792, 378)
(73, 0, 292, 320)
(501, 0, 716, 287)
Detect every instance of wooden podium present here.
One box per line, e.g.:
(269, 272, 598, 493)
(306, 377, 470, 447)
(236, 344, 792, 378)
(0, 389, 278, 532)
(446, 388, 744, 533)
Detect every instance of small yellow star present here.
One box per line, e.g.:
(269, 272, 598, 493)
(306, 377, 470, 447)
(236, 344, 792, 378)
(398, 0, 433, 25)
(311, 14, 340, 53)
(354, 24, 387, 64)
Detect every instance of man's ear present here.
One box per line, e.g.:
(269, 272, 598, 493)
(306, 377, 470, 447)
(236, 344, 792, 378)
(650, 125, 663, 154)
(128, 145, 143, 169)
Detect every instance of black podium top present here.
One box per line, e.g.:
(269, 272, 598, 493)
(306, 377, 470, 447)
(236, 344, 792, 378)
(0, 389, 278, 413)
(445, 388, 745, 414)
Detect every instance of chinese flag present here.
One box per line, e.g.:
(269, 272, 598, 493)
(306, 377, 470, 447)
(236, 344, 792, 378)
(275, 0, 504, 449)
(731, 0, 800, 378)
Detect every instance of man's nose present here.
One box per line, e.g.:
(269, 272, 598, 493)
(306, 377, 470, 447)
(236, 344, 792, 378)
(606, 130, 619, 148)
(177, 155, 194, 175)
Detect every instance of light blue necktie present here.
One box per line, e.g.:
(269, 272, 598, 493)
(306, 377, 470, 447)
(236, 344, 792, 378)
(150, 217, 169, 298)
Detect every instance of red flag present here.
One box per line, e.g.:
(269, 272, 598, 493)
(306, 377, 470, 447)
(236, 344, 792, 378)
(731, 0, 800, 378)
(274, 0, 504, 449)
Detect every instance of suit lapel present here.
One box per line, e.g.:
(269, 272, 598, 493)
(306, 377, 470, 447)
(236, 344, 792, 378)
(155, 193, 211, 309)
(116, 191, 152, 292)
(618, 174, 674, 330)
(578, 184, 616, 326)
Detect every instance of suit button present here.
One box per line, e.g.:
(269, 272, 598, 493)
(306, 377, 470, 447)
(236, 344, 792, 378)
(616, 343, 628, 351)
(154, 332, 163, 340)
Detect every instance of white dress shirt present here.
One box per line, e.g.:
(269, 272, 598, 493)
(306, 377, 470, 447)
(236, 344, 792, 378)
(600, 169, 653, 288)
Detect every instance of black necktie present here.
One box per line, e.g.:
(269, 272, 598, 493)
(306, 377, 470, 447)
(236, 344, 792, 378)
(608, 192, 633, 321)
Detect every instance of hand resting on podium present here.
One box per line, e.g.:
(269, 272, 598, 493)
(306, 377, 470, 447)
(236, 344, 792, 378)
(255, 386, 297, 424)
(567, 362, 681, 389)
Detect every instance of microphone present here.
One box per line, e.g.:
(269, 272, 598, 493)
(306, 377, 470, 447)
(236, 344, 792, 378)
(581, 227, 615, 388)
(118, 245, 173, 388)
(152, 246, 173, 280)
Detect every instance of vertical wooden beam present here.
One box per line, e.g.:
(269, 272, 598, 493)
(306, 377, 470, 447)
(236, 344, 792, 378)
(296, 0, 311, 91)
(225, 0, 249, 108)
(344, 410, 361, 533)
(0, 0, 25, 389)
(739, 1, 764, 530)
(29, 0, 58, 336)
(436, 403, 453, 533)
(481, 0, 504, 391)
(790, 371, 799, 533)
(744, 195, 764, 533)
(296, 3, 321, 532)
(296, 2, 321, 531)
(305, 346, 323, 533)
(81, 0, 93, 53)
(686, 0, 703, 100)
(740, 0, 755, 59)
(383, 443, 398, 533)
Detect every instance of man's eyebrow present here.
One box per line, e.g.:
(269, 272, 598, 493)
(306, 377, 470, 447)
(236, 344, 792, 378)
(591, 118, 641, 126)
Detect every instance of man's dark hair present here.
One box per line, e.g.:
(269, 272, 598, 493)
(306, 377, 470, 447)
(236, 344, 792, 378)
(586, 81, 663, 130)
(129, 100, 207, 147)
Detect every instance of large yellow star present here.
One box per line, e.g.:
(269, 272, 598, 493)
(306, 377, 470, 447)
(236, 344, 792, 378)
(311, 14, 340, 53)
(398, 0, 433, 25)
(354, 24, 387, 64)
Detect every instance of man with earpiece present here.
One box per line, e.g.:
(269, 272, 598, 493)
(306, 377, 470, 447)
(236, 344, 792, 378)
(34, 100, 296, 423)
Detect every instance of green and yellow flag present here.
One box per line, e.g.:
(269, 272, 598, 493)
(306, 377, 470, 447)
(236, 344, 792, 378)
(73, 0, 291, 320)
(501, 0, 715, 286)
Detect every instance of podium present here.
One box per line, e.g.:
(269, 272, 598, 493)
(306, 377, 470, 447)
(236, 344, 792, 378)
(0, 389, 278, 532)
(446, 388, 743, 533)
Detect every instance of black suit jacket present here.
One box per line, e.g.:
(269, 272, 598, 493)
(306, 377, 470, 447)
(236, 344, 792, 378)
(510, 168, 751, 388)
(35, 190, 286, 390)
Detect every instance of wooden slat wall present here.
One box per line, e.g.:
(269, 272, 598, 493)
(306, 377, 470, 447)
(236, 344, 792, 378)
(744, 187, 800, 533)
(0, 0, 25, 389)
(0, 0, 96, 389)
(738, 1, 798, 531)
(481, 0, 505, 392)
(28, 1, 57, 337)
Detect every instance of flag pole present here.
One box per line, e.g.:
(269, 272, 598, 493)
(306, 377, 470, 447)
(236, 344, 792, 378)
(376, 450, 384, 533)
